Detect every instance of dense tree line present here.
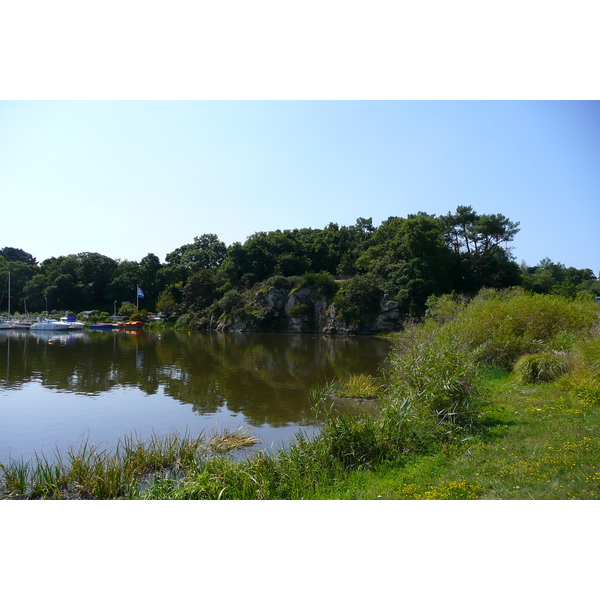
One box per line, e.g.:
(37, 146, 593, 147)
(1, 206, 598, 322)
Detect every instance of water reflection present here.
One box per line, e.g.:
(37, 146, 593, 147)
(0, 330, 391, 459)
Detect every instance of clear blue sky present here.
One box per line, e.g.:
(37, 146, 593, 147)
(1, 100, 598, 272)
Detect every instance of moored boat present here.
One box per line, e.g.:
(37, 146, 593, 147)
(60, 313, 85, 330)
(31, 319, 71, 331)
(116, 321, 144, 329)
(88, 323, 114, 330)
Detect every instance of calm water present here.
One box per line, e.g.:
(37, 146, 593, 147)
(0, 328, 391, 462)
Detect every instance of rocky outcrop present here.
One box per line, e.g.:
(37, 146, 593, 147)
(213, 286, 403, 335)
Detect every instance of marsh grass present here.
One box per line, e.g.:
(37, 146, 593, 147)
(558, 333, 600, 405)
(513, 352, 571, 384)
(333, 374, 384, 399)
(0, 428, 260, 499)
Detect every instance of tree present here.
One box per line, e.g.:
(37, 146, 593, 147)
(119, 301, 137, 317)
(138, 253, 162, 305)
(182, 269, 218, 312)
(356, 215, 453, 315)
(0, 260, 39, 314)
(0, 247, 37, 265)
(333, 274, 384, 322)
(440, 206, 521, 293)
(166, 234, 227, 273)
(155, 288, 179, 315)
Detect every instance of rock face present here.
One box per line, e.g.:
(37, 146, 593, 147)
(214, 286, 403, 334)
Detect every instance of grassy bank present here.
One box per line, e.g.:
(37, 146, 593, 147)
(2, 288, 599, 500)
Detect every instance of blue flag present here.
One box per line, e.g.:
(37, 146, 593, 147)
(137, 285, 144, 299)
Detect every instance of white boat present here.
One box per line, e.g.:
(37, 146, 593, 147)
(60, 313, 84, 330)
(30, 319, 71, 331)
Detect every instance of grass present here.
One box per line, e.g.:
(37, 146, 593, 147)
(0, 428, 260, 499)
(2, 288, 599, 500)
(315, 372, 600, 500)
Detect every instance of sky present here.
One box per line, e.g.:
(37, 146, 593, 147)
(1, 100, 599, 272)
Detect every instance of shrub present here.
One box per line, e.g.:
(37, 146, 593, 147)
(388, 322, 483, 427)
(264, 275, 295, 290)
(288, 301, 312, 319)
(429, 288, 600, 369)
(217, 289, 243, 315)
(174, 312, 201, 330)
(513, 352, 571, 384)
(333, 275, 383, 323)
(299, 272, 339, 299)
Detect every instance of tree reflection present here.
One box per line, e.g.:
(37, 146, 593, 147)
(0, 330, 390, 427)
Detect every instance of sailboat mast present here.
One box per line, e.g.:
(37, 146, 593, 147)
(7, 271, 10, 316)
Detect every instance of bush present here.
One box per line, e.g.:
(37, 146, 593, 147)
(299, 272, 338, 299)
(174, 313, 201, 330)
(513, 352, 571, 383)
(263, 275, 295, 290)
(333, 275, 383, 323)
(388, 322, 483, 427)
(217, 289, 243, 315)
(288, 301, 312, 319)
(427, 288, 600, 369)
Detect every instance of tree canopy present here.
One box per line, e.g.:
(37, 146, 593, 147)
(2, 207, 596, 322)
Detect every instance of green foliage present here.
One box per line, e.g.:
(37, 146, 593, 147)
(251, 306, 283, 329)
(388, 321, 483, 428)
(182, 269, 218, 312)
(166, 234, 227, 273)
(333, 374, 383, 399)
(131, 309, 148, 321)
(559, 334, 600, 404)
(263, 275, 296, 289)
(119, 301, 137, 317)
(422, 288, 600, 370)
(216, 289, 243, 315)
(0, 247, 37, 265)
(5, 207, 596, 327)
(521, 257, 598, 298)
(156, 288, 178, 314)
(298, 272, 338, 299)
(173, 312, 200, 330)
(333, 274, 383, 322)
(288, 301, 312, 319)
(513, 352, 571, 384)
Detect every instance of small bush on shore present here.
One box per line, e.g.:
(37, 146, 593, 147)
(513, 352, 571, 383)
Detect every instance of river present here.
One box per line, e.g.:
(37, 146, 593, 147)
(0, 328, 391, 463)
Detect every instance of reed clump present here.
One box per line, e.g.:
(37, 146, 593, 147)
(513, 352, 571, 384)
(330, 373, 385, 399)
(0, 428, 259, 500)
(558, 333, 600, 405)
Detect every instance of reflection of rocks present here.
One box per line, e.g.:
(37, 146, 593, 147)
(215, 286, 403, 334)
